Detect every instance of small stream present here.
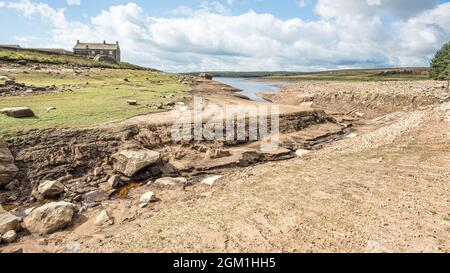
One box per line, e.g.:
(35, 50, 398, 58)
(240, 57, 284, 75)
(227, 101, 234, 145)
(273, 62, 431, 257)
(214, 77, 285, 102)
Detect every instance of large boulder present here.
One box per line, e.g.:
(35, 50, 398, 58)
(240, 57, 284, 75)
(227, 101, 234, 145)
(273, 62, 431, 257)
(0, 142, 18, 188)
(23, 202, 75, 234)
(112, 148, 160, 177)
(0, 107, 35, 118)
(0, 211, 21, 234)
(38, 180, 65, 197)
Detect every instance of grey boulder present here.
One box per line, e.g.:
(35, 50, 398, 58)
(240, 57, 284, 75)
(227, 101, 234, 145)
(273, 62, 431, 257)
(112, 148, 160, 177)
(38, 180, 65, 197)
(23, 201, 75, 234)
(0, 211, 21, 234)
(0, 107, 35, 118)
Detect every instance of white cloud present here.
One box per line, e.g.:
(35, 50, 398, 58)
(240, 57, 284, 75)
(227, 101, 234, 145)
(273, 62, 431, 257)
(1, 0, 449, 72)
(316, 0, 438, 19)
(66, 0, 80, 6)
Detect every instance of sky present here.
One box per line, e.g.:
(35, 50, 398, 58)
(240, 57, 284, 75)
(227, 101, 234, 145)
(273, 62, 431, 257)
(0, 0, 449, 72)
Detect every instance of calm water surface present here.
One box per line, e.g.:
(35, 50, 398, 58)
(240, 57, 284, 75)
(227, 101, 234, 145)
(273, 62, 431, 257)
(214, 77, 284, 102)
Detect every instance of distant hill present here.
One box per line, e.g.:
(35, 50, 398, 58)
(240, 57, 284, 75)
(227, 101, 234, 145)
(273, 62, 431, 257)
(185, 67, 429, 81)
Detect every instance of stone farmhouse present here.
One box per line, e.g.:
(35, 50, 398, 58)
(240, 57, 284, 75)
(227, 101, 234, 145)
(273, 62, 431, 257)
(73, 40, 121, 62)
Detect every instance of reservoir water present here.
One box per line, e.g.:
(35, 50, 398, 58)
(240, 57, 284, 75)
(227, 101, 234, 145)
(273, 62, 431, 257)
(214, 77, 284, 102)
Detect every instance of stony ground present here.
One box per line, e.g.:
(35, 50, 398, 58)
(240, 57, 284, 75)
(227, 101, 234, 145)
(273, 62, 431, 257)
(1, 72, 449, 253)
(73, 101, 448, 253)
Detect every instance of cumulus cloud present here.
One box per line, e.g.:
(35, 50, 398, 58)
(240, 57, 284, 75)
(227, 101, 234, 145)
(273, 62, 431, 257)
(1, 0, 449, 72)
(316, 0, 438, 19)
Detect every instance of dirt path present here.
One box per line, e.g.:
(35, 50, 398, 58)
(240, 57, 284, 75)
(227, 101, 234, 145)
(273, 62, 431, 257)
(72, 102, 449, 253)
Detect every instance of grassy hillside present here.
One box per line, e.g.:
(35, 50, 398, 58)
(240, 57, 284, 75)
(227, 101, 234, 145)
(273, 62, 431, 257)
(266, 68, 429, 81)
(0, 58, 187, 138)
(189, 67, 429, 81)
(0, 47, 145, 70)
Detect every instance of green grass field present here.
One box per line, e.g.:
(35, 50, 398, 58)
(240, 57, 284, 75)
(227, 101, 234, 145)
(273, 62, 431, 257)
(0, 68, 187, 138)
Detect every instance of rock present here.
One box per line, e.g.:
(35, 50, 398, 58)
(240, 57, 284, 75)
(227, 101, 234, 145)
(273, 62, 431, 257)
(295, 149, 311, 158)
(355, 111, 365, 118)
(201, 175, 223, 186)
(0, 212, 21, 234)
(1, 230, 17, 243)
(93, 167, 103, 176)
(138, 203, 147, 208)
(66, 241, 81, 253)
(0, 142, 18, 188)
(198, 73, 213, 80)
(0, 107, 35, 118)
(17, 60, 27, 66)
(206, 149, 231, 159)
(38, 180, 65, 197)
(107, 175, 122, 189)
(23, 201, 75, 234)
(112, 148, 160, 177)
(4, 79, 15, 85)
(123, 78, 129, 82)
(347, 133, 358, 138)
(94, 210, 114, 226)
(23, 207, 35, 216)
(127, 100, 138, 105)
(154, 177, 187, 186)
(83, 189, 109, 204)
(4, 179, 19, 191)
(0, 76, 11, 81)
(46, 107, 56, 112)
(139, 192, 157, 203)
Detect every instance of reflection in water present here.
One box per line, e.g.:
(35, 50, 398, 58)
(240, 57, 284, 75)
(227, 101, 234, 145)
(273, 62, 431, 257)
(214, 77, 284, 102)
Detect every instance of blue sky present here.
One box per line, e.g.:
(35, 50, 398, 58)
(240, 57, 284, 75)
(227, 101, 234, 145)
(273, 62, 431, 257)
(1, 0, 450, 72)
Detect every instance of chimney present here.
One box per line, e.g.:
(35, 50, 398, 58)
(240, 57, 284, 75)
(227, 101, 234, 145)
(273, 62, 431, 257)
(116, 41, 119, 45)
(103, 40, 106, 44)
(77, 40, 79, 44)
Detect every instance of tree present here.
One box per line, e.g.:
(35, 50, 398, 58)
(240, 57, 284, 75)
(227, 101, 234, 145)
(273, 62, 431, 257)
(430, 42, 450, 83)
